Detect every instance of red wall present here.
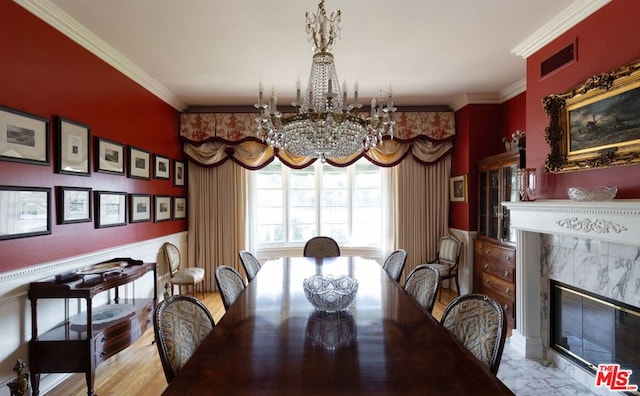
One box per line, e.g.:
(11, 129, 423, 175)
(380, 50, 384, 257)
(0, 2, 185, 272)
(526, 0, 640, 199)
(500, 92, 527, 144)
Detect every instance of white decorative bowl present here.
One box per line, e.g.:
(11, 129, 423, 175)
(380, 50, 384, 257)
(567, 186, 617, 202)
(303, 275, 358, 312)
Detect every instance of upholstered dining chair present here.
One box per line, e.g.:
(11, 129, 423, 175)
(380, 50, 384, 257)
(382, 249, 407, 282)
(425, 234, 462, 301)
(303, 236, 341, 258)
(403, 265, 440, 314)
(153, 295, 215, 383)
(239, 250, 261, 282)
(161, 242, 206, 299)
(215, 265, 246, 311)
(440, 294, 507, 374)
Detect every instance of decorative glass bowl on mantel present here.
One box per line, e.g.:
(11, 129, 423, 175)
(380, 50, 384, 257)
(303, 274, 358, 312)
(567, 186, 617, 202)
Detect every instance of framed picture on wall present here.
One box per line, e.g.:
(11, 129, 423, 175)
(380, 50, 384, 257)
(0, 186, 51, 240)
(173, 196, 186, 219)
(129, 193, 151, 223)
(0, 105, 50, 165)
(449, 174, 468, 202)
(55, 116, 90, 176)
(154, 195, 172, 222)
(95, 137, 125, 175)
(57, 186, 92, 224)
(128, 146, 150, 180)
(154, 154, 170, 179)
(174, 160, 185, 187)
(95, 191, 127, 228)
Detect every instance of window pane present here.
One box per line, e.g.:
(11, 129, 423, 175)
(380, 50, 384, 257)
(256, 171, 282, 189)
(322, 171, 347, 189)
(321, 189, 348, 206)
(257, 225, 283, 243)
(290, 189, 315, 206)
(256, 189, 283, 207)
(290, 172, 315, 188)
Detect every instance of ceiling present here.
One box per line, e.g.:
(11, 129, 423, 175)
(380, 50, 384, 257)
(23, 0, 609, 111)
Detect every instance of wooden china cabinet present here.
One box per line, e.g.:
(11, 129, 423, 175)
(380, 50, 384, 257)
(474, 151, 520, 329)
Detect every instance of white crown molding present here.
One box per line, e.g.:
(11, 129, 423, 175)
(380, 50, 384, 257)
(450, 93, 501, 112)
(511, 0, 611, 58)
(14, 0, 187, 111)
(499, 79, 526, 102)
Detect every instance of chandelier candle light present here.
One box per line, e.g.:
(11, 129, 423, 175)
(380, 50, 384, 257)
(255, 0, 397, 161)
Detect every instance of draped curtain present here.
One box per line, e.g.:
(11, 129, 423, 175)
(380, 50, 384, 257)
(393, 155, 451, 285)
(186, 160, 246, 290)
(181, 110, 455, 290)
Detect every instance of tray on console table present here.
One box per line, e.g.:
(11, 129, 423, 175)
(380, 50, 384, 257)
(28, 261, 157, 396)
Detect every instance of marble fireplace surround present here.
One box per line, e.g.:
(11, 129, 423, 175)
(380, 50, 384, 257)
(503, 199, 640, 389)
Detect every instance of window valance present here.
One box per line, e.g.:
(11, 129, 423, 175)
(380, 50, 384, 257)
(181, 111, 455, 169)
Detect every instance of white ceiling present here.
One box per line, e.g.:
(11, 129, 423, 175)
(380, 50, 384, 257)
(21, 0, 610, 111)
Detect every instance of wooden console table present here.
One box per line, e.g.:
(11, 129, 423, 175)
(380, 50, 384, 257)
(28, 261, 157, 396)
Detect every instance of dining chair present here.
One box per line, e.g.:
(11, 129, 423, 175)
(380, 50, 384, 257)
(239, 250, 261, 282)
(440, 294, 507, 374)
(215, 265, 246, 310)
(161, 242, 206, 299)
(153, 295, 215, 383)
(425, 234, 462, 301)
(403, 265, 440, 314)
(382, 249, 407, 282)
(303, 236, 341, 258)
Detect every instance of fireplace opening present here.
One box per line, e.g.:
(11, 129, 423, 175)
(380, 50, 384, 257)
(551, 281, 640, 389)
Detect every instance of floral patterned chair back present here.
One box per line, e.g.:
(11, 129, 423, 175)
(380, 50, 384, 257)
(303, 236, 341, 258)
(440, 294, 507, 374)
(403, 264, 440, 314)
(215, 265, 246, 310)
(239, 250, 261, 282)
(382, 249, 407, 282)
(153, 295, 215, 383)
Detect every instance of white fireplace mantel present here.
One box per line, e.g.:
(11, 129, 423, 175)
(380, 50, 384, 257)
(502, 199, 640, 359)
(504, 199, 640, 245)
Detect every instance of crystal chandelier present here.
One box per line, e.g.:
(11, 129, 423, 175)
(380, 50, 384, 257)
(255, 0, 396, 161)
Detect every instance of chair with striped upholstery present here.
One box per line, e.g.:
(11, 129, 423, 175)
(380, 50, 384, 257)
(426, 234, 462, 301)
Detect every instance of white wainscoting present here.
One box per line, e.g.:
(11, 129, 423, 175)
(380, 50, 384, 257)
(0, 232, 187, 396)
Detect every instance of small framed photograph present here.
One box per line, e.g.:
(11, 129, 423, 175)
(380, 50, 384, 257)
(55, 116, 90, 176)
(0, 186, 51, 240)
(154, 154, 170, 179)
(154, 195, 172, 222)
(95, 137, 125, 175)
(128, 146, 150, 180)
(95, 191, 127, 228)
(0, 105, 50, 165)
(57, 186, 92, 224)
(130, 193, 151, 223)
(449, 174, 468, 202)
(174, 160, 185, 187)
(173, 197, 186, 219)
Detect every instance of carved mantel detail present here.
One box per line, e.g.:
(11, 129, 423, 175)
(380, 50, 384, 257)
(555, 217, 628, 234)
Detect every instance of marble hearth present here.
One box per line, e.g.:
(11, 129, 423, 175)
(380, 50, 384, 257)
(504, 199, 640, 394)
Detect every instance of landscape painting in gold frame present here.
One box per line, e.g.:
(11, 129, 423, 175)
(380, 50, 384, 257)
(543, 58, 640, 173)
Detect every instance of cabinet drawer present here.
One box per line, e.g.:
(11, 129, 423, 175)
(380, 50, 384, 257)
(481, 243, 515, 267)
(481, 273, 514, 301)
(483, 289, 515, 326)
(480, 259, 514, 283)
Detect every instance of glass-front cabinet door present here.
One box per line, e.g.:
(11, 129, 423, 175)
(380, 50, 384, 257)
(477, 152, 520, 244)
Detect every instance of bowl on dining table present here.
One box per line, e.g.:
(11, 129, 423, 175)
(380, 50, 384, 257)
(303, 274, 358, 312)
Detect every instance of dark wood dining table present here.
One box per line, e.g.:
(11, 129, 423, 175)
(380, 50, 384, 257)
(162, 256, 514, 395)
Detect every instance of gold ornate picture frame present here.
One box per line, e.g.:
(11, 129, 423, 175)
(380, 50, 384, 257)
(543, 58, 640, 173)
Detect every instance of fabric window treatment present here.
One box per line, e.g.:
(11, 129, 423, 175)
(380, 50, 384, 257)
(180, 111, 455, 169)
(182, 110, 454, 289)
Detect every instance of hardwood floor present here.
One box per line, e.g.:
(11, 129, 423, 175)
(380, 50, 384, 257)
(47, 289, 457, 396)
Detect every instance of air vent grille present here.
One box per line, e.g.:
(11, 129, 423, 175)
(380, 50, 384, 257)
(541, 43, 575, 77)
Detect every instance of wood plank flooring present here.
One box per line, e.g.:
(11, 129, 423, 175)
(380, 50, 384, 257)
(47, 289, 457, 396)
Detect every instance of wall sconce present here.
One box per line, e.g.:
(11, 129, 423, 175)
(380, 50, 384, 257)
(518, 168, 536, 201)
